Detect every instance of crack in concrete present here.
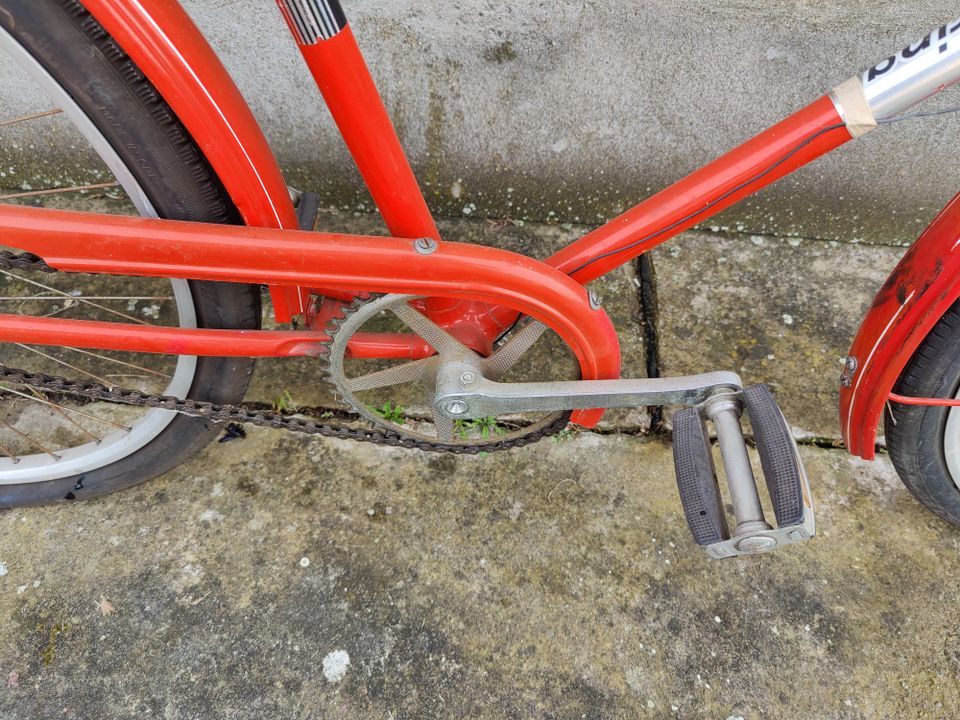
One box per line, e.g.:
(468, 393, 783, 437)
(634, 253, 664, 432)
(228, 400, 879, 455)
(792, 436, 847, 450)
(690, 223, 910, 250)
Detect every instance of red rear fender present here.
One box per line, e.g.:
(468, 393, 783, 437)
(80, 0, 305, 320)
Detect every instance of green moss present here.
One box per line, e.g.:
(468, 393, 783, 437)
(39, 622, 69, 666)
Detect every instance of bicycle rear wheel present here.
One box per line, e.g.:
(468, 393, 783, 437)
(0, 0, 261, 506)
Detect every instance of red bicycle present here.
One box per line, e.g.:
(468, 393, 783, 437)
(0, 0, 958, 559)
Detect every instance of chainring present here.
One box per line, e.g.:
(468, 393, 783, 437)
(321, 294, 573, 450)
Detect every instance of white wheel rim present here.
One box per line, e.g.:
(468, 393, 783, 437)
(943, 387, 960, 490)
(0, 27, 198, 484)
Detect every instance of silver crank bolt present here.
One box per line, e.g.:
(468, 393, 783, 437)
(413, 237, 438, 255)
(459, 370, 477, 386)
(444, 400, 469, 416)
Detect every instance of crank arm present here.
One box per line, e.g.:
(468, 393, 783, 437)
(434, 365, 743, 418)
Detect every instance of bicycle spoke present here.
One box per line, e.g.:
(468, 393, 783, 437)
(63, 347, 170, 379)
(0, 295, 172, 302)
(347, 357, 434, 393)
(390, 303, 474, 356)
(0, 108, 62, 127)
(0, 180, 119, 201)
(484, 320, 547, 378)
(21, 386, 101, 442)
(15, 343, 116, 387)
(0, 269, 151, 324)
(0, 384, 129, 432)
(0, 417, 60, 460)
(104, 374, 163, 381)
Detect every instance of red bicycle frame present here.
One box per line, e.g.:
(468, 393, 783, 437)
(1, 1, 959, 441)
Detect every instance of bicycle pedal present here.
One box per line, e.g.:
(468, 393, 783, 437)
(671, 384, 815, 559)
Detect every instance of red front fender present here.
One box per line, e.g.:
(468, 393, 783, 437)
(841, 192, 960, 459)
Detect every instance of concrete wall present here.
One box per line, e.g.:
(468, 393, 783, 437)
(1, 1, 959, 243)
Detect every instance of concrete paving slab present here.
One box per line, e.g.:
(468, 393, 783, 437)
(653, 231, 904, 440)
(0, 428, 957, 719)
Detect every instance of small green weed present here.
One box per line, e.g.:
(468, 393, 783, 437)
(39, 622, 70, 666)
(454, 416, 505, 440)
(273, 389, 298, 413)
(370, 401, 406, 424)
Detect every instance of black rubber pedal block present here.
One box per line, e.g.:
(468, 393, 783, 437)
(672, 407, 729, 545)
(743, 384, 804, 527)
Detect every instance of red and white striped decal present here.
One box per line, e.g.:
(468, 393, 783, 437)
(276, 0, 348, 45)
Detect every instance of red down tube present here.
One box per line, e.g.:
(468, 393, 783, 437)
(547, 96, 853, 283)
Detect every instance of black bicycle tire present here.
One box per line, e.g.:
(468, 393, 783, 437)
(886, 300, 960, 526)
(0, 0, 261, 506)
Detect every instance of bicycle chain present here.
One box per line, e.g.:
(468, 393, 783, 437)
(0, 250, 57, 273)
(0, 252, 567, 454)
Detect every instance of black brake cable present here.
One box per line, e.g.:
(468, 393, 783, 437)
(878, 104, 960, 124)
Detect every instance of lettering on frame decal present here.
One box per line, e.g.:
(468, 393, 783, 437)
(865, 19, 960, 85)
